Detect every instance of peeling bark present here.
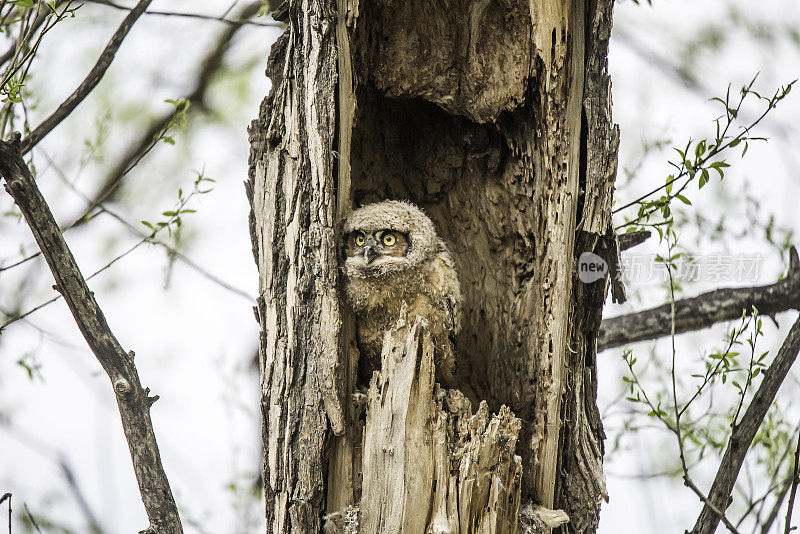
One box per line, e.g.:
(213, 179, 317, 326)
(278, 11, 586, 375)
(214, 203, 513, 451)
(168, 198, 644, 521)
(246, 0, 340, 528)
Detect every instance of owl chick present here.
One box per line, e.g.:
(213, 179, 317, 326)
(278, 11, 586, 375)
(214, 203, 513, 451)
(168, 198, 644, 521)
(342, 201, 462, 387)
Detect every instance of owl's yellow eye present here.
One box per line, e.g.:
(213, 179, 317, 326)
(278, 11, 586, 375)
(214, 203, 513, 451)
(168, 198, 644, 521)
(355, 234, 365, 246)
(382, 233, 396, 246)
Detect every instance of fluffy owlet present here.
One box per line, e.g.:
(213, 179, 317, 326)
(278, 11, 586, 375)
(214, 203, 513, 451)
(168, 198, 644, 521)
(342, 201, 462, 387)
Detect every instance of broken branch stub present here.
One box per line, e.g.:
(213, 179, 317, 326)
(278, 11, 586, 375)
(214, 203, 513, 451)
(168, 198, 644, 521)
(358, 311, 534, 533)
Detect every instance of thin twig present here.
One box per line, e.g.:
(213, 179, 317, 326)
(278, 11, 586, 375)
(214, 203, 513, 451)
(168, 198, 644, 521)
(0, 153, 252, 330)
(0, 3, 72, 97)
(667, 240, 742, 534)
(81, 0, 283, 27)
(1, 493, 10, 534)
(74, 0, 263, 221)
(615, 79, 795, 230)
(756, 424, 800, 533)
(734, 472, 787, 529)
(22, 504, 41, 533)
(20, 0, 153, 153)
(0, 239, 145, 331)
(761, 477, 792, 534)
(667, 241, 687, 483)
(41, 148, 253, 300)
(683, 477, 743, 534)
(0, 2, 51, 68)
(678, 315, 749, 420)
(59, 460, 106, 534)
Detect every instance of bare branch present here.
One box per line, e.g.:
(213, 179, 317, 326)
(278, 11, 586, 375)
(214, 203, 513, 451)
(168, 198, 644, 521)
(80, 0, 283, 27)
(72, 0, 263, 226)
(784, 429, 800, 534)
(690, 313, 800, 534)
(599, 247, 800, 351)
(20, 0, 153, 153)
(22, 503, 42, 533)
(0, 135, 183, 534)
(1, 493, 10, 534)
(759, 477, 790, 534)
(618, 229, 651, 252)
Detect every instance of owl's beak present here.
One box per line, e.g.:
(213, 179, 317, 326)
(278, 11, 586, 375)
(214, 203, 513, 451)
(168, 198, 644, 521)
(363, 243, 378, 265)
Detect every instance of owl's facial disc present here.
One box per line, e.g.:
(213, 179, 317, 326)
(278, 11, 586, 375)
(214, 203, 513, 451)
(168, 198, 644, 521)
(344, 229, 411, 277)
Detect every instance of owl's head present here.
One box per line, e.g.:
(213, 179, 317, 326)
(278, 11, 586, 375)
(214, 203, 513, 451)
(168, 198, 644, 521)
(342, 200, 439, 278)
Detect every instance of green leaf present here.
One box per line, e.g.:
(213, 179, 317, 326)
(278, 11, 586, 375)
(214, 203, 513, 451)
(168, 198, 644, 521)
(675, 194, 692, 205)
(694, 140, 706, 159)
(709, 161, 730, 179)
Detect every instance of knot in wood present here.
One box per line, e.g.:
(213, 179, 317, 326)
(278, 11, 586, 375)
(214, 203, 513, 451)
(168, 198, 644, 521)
(7, 178, 23, 193)
(114, 377, 132, 395)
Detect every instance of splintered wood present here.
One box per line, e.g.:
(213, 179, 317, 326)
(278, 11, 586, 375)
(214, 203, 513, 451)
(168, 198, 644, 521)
(357, 312, 524, 534)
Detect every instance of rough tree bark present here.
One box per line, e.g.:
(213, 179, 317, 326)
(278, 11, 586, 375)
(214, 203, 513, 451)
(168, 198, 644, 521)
(247, 0, 618, 532)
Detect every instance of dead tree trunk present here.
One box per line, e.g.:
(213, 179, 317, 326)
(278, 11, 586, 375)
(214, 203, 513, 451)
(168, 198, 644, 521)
(247, 0, 619, 531)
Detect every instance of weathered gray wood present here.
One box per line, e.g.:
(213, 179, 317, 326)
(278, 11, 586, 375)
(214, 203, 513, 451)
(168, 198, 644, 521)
(617, 230, 651, 252)
(358, 311, 526, 534)
(0, 136, 182, 534)
(520, 505, 570, 533)
(557, 1, 618, 530)
(326, 0, 362, 515)
(246, 0, 342, 527)
(360, 315, 436, 533)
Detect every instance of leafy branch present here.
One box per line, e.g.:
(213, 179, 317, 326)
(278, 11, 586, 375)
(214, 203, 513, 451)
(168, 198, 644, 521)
(140, 168, 213, 239)
(0, 170, 216, 333)
(615, 77, 796, 233)
(0, 1, 80, 136)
